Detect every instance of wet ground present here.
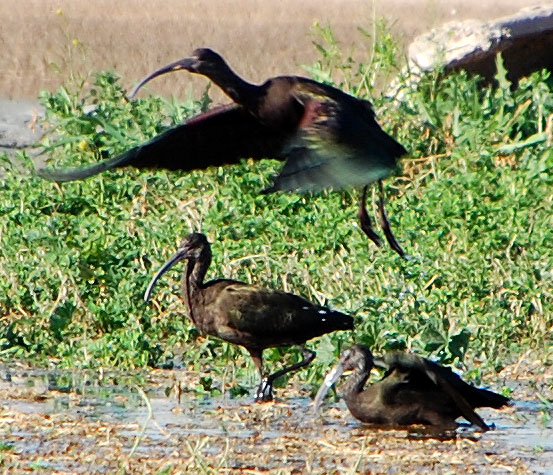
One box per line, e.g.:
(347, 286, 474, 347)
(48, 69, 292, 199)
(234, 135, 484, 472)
(1, 363, 552, 474)
(0, 97, 44, 157)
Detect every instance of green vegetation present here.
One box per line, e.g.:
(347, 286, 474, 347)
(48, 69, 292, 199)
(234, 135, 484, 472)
(1, 27, 552, 395)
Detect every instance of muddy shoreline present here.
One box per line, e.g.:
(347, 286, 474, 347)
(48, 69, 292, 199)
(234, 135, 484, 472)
(1, 363, 551, 473)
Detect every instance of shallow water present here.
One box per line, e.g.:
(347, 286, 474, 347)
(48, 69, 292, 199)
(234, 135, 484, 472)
(1, 365, 551, 473)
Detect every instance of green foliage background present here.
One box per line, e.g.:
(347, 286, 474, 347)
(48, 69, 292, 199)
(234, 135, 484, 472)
(1, 26, 552, 395)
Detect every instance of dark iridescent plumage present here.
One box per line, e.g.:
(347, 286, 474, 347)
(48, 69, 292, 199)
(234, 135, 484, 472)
(144, 233, 353, 401)
(314, 344, 510, 431)
(37, 48, 407, 256)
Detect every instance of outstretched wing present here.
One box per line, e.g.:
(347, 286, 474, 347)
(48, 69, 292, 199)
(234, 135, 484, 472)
(263, 81, 406, 193)
(36, 105, 290, 182)
(377, 352, 491, 430)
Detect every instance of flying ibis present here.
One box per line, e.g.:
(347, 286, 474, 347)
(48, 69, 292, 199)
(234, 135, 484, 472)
(37, 48, 408, 256)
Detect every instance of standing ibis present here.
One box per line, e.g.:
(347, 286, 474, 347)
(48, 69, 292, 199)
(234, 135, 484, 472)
(37, 48, 407, 257)
(314, 344, 510, 431)
(144, 232, 354, 401)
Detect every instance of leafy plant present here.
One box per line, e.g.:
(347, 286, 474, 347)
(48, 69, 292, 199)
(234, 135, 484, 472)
(1, 24, 552, 394)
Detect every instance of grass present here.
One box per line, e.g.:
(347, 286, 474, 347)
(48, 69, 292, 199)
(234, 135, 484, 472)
(0, 0, 535, 99)
(1, 24, 552, 400)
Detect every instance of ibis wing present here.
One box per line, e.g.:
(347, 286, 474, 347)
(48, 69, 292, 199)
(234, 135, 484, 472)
(263, 87, 405, 193)
(263, 143, 394, 193)
(210, 284, 350, 345)
(218, 286, 314, 335)
(37, 105, 289, 182)
(380, 352, 490, 430)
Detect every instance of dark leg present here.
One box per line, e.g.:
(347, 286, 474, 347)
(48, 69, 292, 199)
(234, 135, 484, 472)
(358, 185, 382, 247)
(256, 347, 316, 402)
(247, 349, 271, 402)
(377, 180, 406, 259)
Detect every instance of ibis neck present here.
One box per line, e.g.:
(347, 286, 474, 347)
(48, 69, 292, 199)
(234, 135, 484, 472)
(206, 64, 260, 107)
(183, 249, 212, 324)
(342, 366, 371, 399)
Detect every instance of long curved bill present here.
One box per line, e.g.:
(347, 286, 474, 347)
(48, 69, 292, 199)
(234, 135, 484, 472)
(144, 250, 185, 302)
(128, 57, 196, 99)
(313, 363, 346, 415)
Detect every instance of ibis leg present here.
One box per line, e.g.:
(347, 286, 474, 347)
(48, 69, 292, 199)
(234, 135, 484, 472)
(246, 349, 272, 402)
(358, 185, 382, 247)
(377, 180, 406, 259)
(256, 347, 316, 402)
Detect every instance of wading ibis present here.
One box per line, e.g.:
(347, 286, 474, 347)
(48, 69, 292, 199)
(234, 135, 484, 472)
(144, 232, 354, 401)
(314, 344, 510, 431)
(37, 48, 407, 257)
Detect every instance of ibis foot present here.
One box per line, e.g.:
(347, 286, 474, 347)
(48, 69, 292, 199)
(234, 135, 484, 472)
(254, 347, 316, 402)
(255, 378, 274, 402)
